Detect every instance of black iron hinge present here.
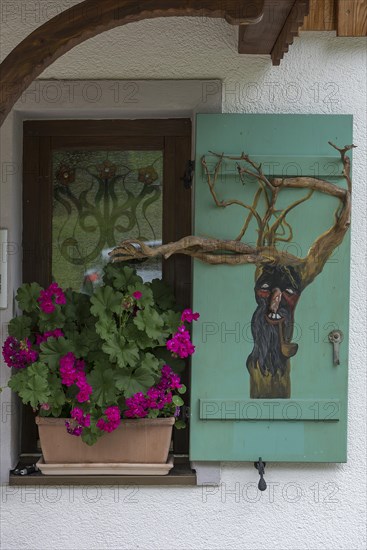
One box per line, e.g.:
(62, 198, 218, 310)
(181, 160, 195, 189)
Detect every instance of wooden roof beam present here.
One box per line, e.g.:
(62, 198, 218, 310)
(302, 0, 367, 35)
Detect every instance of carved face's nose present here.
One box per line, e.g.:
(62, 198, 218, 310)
(270, 288, 282, 313)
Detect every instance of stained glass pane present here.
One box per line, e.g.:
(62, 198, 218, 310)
(52, 150, 163, 290)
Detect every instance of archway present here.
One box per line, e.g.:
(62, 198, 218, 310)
(0, 0, 264, 127)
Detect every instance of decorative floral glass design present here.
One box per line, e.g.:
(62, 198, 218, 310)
(52, 150, 163, 290)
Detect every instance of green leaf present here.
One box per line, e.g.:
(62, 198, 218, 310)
(88, 366, 118, 407)
(39, 337, 71, 370)
(81, 424, 101, 446)
(133, 307, 164, 339)
(103, 264, 142, 291)
(95, 318, 118, 341)
(64, 290, 92, 326)
(47, 375, 66, 409)
(150, 278, 176, 310)
(8, 363, 50, 408)
(114, 368, 130, 392)
(38, 308, 65, 332)
(90, 286, 123, 317)
(175, 420, 186, 430)
(8, 316, 32, 340)
(162, 310, 181, 332)
(16, 283, 42, 313)
(65, 327, 100, 356)
(172, 395, 184, 407)
(120, 342, 140, 368)
(127, 282, 154, 308)
(178, 384, 187, 395)
(147, 409, 160, 419)
(86, 349, 111, 368)
(124, 323, 156, 350)
(159, 310, 182, 339)
(82, 432, 99, 446)
(101, 334, 139, 369)
(140, 352, 160, 374)
(115, 366, 155, 397)
(101, 333, 125, 362)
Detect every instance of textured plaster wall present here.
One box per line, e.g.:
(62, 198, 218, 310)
(0, 4, 366, 550)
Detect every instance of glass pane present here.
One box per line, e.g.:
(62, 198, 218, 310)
(52, 150, 163, 291)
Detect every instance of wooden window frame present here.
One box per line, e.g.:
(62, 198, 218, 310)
(22, 119, 192, 455)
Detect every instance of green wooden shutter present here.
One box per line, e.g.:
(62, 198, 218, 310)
(190, 114, 352, 462)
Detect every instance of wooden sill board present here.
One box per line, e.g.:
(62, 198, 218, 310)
(9, 456, 196, 486)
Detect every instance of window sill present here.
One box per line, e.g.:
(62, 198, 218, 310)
(9, 455, 196, 486)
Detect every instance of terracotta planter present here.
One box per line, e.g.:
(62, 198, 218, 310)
(35, 416, 174, 464)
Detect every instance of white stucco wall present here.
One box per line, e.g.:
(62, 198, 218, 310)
(0, 4, 366, 550)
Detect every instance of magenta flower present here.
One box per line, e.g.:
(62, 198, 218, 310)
(125, 392, 149, 418)
(132, 291, 142, 300)
(65, 407, 90, 436)
(181, 309, 200, 323)
(97, 406, 121, 433)
(38, 283, 66, 313)
(2, 336, 38, 369)
(158, 365, 183, 391)
(75, 359, 85, 372)
(71, 407, 90, 427)
(40, 301, 55, 314)
(59, 352, 78, 386)
(75, 375, 93, 403)
(166, 328, 195, 358)
(124, 366, 184, 419)
(36, 328, 64, 346)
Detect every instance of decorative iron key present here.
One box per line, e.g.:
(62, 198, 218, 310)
(328, 330, 343, 365)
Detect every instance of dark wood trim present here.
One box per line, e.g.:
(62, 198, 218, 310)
(24, 119, 192, 137)
(0, 0, 264, 127)
(51, 136, 165, 150)
(22, 118, 192, 454)
(10, 471, 197, 486)
(163, 134, 192, 454)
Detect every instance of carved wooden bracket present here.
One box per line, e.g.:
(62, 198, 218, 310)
(239, 0, 310, 64)
(0, 0, 264, 128)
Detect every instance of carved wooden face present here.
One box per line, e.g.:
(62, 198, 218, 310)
(255, 264, 301, 325)
(247, 264, 302, 377)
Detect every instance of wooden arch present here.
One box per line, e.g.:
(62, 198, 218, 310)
(0, 0, 264, 127)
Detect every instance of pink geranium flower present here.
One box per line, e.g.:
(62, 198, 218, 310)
(2, 337, 38, 369)
(181, 309, 200, 323)
(97, 406, 121, 432)
(38, 283, 66, 313)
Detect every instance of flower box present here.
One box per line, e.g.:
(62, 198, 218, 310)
(36, 416, 175, 464)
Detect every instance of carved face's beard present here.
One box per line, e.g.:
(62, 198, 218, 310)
(247, 300, 294, 376)
(246, 264, 301, 377)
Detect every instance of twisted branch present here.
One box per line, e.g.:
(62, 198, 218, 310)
(110, 236, 303, 267)
(111, 142, 355, 290)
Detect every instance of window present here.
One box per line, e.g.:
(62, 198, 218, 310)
(22, 119, 192, 455)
